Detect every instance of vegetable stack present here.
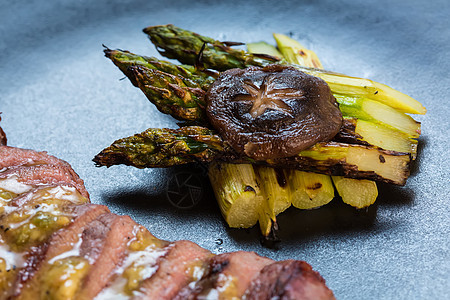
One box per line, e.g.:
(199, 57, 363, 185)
(94, 25, 425, 238)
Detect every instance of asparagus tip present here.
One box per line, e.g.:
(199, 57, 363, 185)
(143, 24, 174, 34)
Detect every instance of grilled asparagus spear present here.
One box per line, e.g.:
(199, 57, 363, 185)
(93, 126, 225, 168)
(93, 126, 411, 186)
(129, 65, 207, 122)
(143, 24, 426, 115)
(105, 49, 418, 157)
(104, 47, 215, 89)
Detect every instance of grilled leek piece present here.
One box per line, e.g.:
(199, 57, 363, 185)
(247, 42, 283, 59)
(254, 166, 291, 215)
(336, 95, 421, 138)
(269, 33, 379, 209)
(285, 170, 334, 209)
(208, 162, 263, 228)
(273, 33, 323, 69)
(349, 118, 418, 159)
(332, 176, 378, 208)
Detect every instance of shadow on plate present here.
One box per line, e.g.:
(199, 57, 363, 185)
(102, 163, 415, 248)
(102, 164, 220, 217)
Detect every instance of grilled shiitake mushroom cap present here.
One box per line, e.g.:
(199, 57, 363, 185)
(206, 65, 343, 160)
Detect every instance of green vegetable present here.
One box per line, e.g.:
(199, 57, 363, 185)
(144, 24, 426, 114)
(94, 126, 411, 185)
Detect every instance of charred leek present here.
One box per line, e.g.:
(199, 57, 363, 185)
(208, 162, 263, 228)
(271, 33, 378, 209)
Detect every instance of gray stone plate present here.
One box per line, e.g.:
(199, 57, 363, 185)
(1, 0, 449, 299)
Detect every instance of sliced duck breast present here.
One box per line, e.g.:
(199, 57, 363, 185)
(0, 185, 90, 252)
(175, 251, 273, 299)
(135, 240, 212, 300)
(12, 204, 109, 299)
(244, 260, 335, 300)
(0, 165, 88, 199)
(76, 213, 137, 300)
(0, 146, 88, 198)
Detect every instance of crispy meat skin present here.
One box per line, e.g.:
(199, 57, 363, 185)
(1, 143, 334, 299)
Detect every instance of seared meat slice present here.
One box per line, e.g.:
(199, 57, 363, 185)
(0, 115, 6, 146)
(12, 204, 109, 299)
(95, 225, 170, 299)
(77, 213, 137, 300)
(0, 146, 71, 169)
(7, 184, 87, 210)
(175, 251, 273, 299)
(0, 164, 89, 199)
(136, 240, 213, 299)
(0, 140, 335, 299)
(0, 146, 88, 198)
(0, 127, 5, 146)
(0, 185, 90, 252)
(244, 260, 335, 300)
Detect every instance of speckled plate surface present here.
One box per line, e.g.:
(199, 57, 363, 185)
(1, 0, 449, 299)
